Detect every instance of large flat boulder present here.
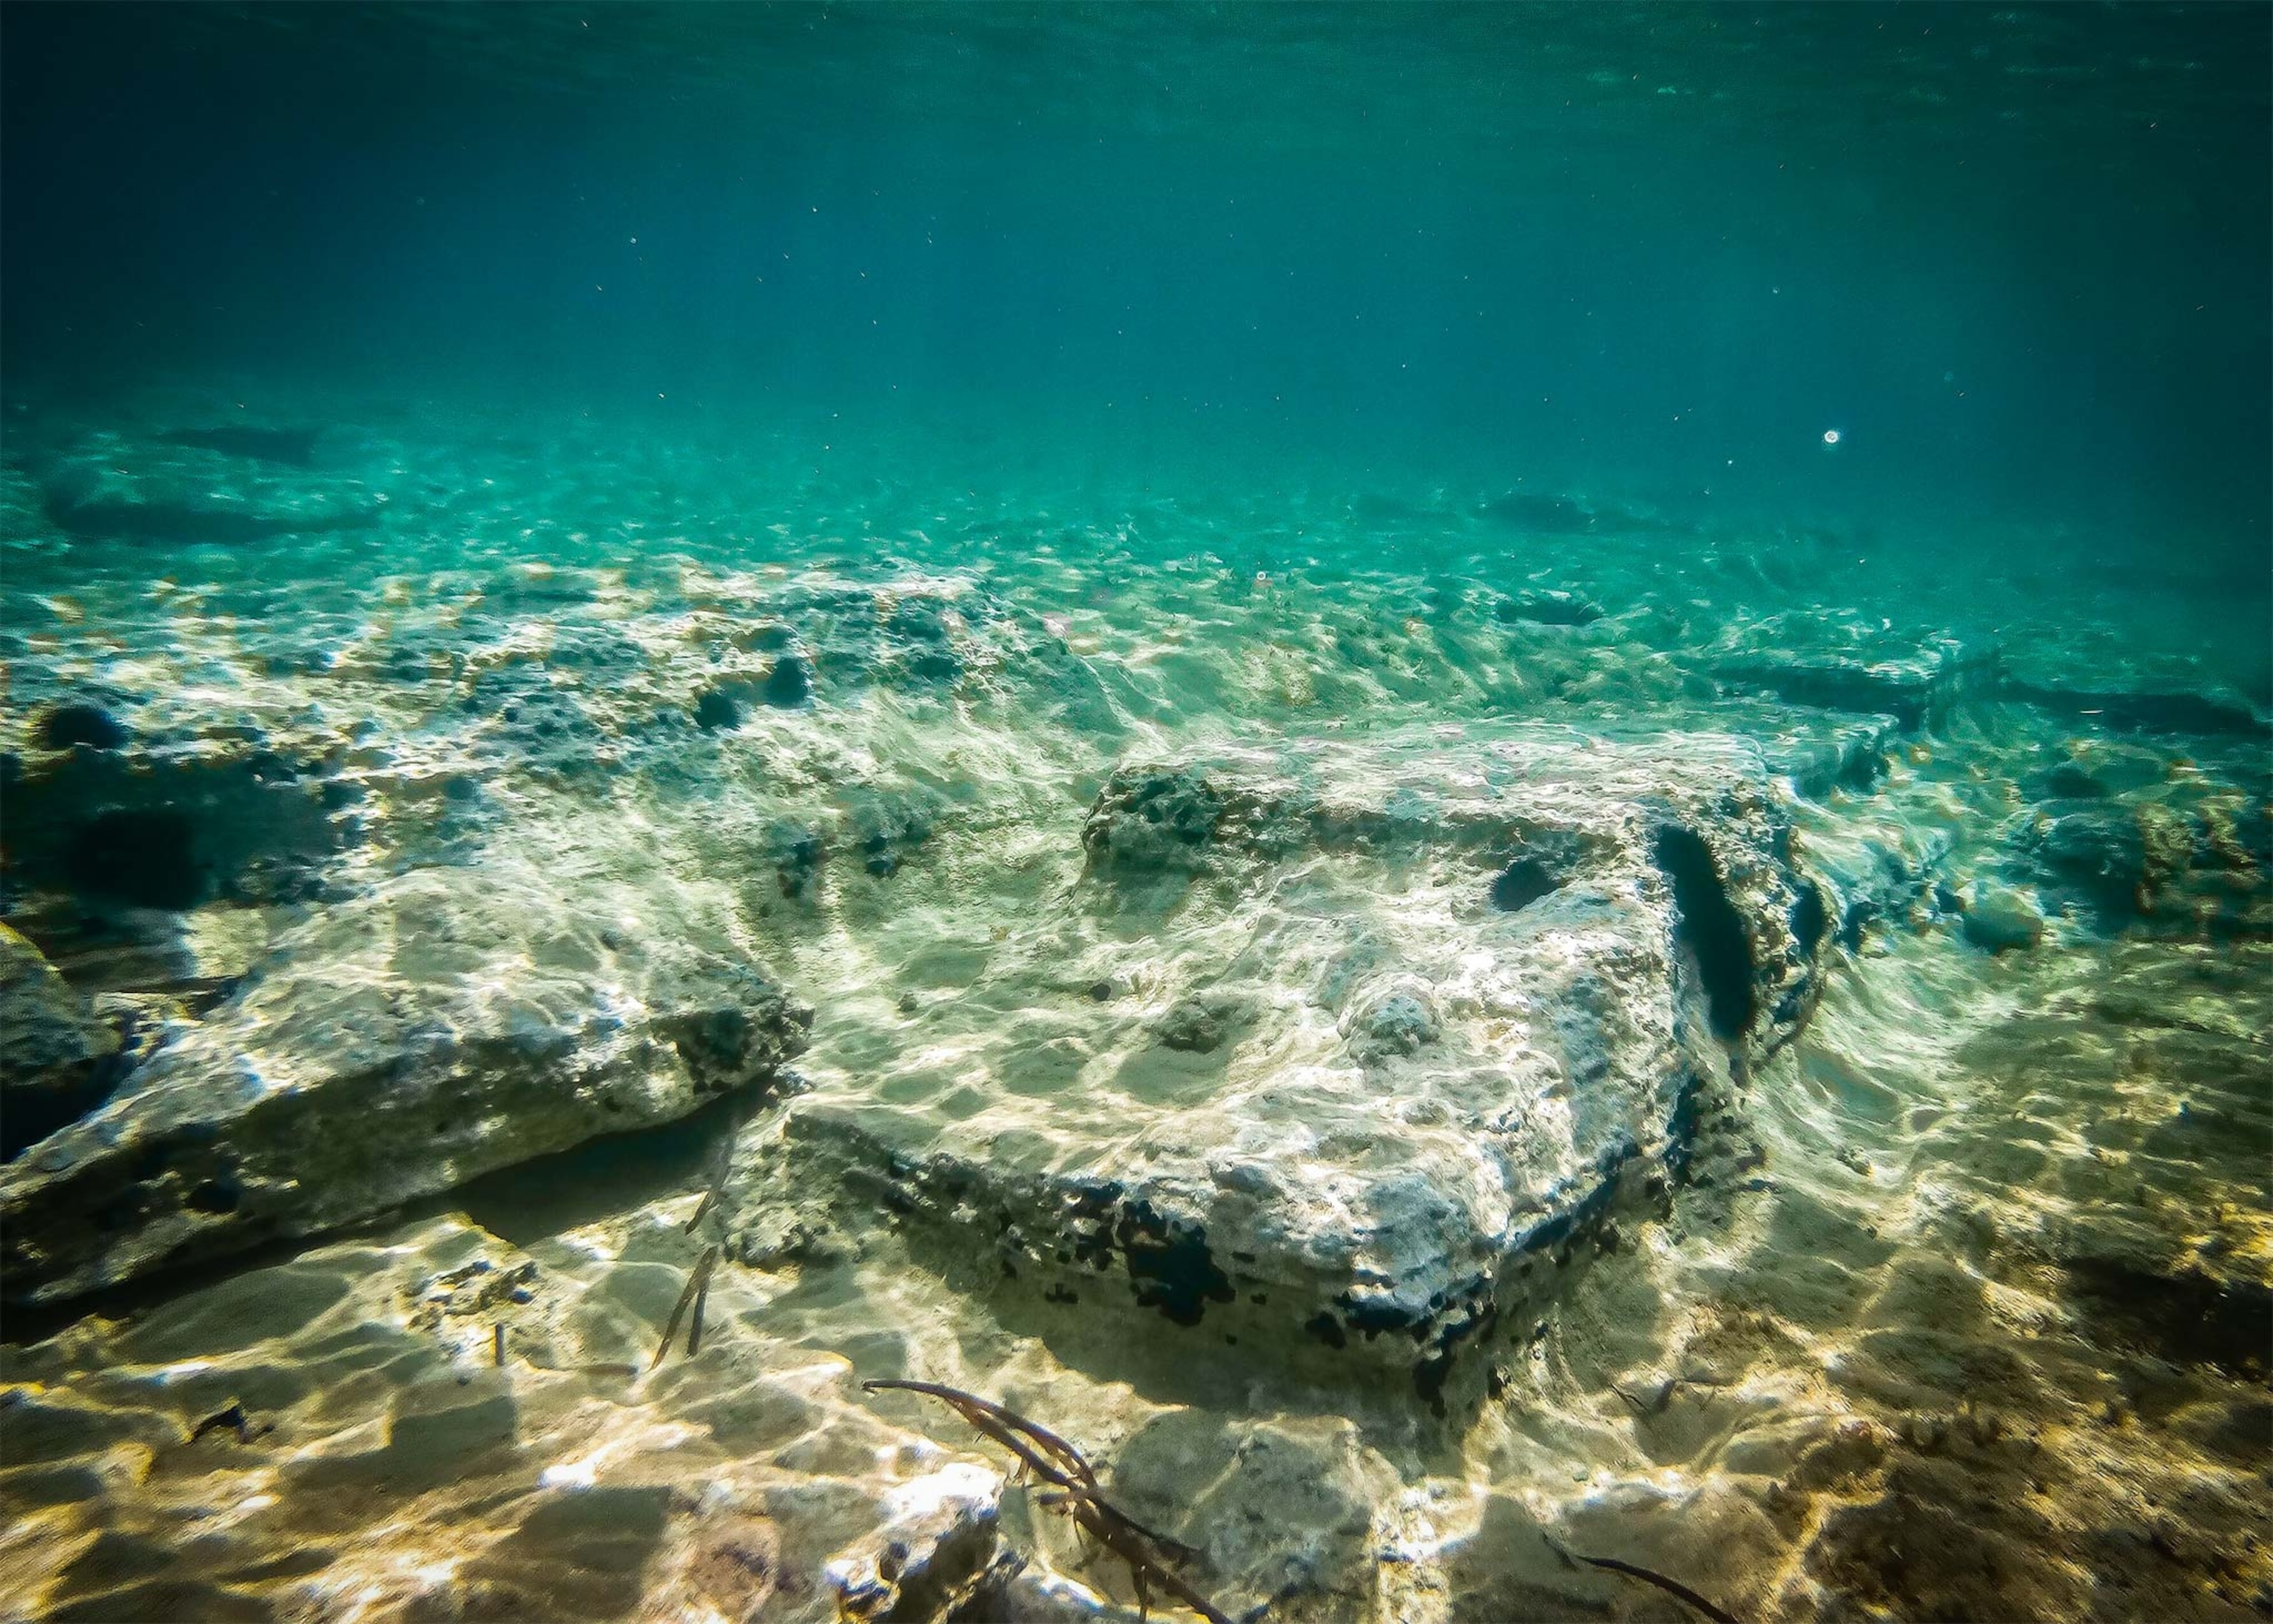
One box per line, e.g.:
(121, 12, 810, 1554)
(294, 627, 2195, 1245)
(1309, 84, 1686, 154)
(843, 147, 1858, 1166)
(1, 861, 810, 1301)
(743, 725, 1828, 1410)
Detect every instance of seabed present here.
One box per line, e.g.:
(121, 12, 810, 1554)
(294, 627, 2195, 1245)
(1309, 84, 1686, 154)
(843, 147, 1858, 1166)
(1, 397, 2268, 1622)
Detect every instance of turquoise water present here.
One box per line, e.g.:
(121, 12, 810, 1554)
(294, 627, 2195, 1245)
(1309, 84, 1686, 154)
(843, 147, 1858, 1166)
(1, 8, 2269, 1624)
(6, 4, 2269, 570)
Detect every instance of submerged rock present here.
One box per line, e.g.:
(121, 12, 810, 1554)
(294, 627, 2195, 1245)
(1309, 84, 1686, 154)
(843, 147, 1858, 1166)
(756, 724, 1827, 1409)
(1, 866, 811, 1301)
(1715, 633, 1995, 732)
(1960, 883, 2044, 954)
(0, 925, 123, 1162)
(2003, 679, 2268, 739)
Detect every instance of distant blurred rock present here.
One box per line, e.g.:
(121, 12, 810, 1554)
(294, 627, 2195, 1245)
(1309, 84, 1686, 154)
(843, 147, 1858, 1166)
(2004, 678, 2267, 739)
(1717, 636, 1995, 732)
(1494, 587, 1605, 627)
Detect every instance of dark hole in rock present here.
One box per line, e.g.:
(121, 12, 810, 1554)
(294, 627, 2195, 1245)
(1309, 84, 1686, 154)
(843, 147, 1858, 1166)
(1489, 857, 1557, 913)
(1790, 880, 1830, 952)
(1652, 825, 1757, 1041)
(2037, 761, 2109, 801)
(1117, 1201, 1233, 1327)
(65, 809, 204, 910)
(1, 1068, 124, 1163)
(185, 1178, 241, 1216)
(693, 687, 741, 731)
(448, 1092, 742, 1245)
(2065, 1258, 2273, 1378)
(35, 704, 129, 752)
(763, 656, 812, 708)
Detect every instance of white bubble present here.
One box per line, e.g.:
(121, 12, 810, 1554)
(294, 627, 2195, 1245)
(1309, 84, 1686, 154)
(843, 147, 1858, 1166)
(1822, 429, 1842, 445)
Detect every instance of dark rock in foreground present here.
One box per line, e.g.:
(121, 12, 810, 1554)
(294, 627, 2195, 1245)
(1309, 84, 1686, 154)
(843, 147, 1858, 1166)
(0, 924, 124, 1162)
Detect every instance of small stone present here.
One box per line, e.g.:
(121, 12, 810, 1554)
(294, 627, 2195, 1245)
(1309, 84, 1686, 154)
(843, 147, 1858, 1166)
(1158, 994, 1236, 1054)
(1358, 989, 1441, 1056)
(1960, 883, 2044, 954)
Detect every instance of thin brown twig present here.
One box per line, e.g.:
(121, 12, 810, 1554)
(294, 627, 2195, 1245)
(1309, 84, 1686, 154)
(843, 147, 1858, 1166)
(1546, 1534, 1741, 1624)
(862, 1378, 1233, 1624)
(651, 1246, 720, 1371)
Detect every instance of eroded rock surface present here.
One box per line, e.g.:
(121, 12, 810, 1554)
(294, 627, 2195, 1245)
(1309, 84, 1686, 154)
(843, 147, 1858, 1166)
(745, 724, 1828, 1409)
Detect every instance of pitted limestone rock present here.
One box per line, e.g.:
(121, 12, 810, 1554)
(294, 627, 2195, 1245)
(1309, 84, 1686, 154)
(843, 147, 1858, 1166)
(751, 724, 1828, 1408)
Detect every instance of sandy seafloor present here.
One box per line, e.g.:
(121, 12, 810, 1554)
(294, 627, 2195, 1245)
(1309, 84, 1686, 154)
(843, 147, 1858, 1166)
(1, 390, 2268, 1624)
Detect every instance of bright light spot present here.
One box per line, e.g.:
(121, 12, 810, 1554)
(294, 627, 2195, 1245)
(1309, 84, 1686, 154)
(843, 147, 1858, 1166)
(1822, 429, 1842, 445)
(540, 1458, 599, 1490)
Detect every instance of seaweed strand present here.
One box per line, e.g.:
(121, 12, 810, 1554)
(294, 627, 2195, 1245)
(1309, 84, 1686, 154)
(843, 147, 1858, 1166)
(862, 1378, 1231, 1624)
(687, 1270, 713, 1358)
(1549, 1537, 1741, 1624)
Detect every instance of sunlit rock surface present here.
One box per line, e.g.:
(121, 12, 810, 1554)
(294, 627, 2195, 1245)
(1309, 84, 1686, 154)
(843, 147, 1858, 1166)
(748, 726, 1830, 1408)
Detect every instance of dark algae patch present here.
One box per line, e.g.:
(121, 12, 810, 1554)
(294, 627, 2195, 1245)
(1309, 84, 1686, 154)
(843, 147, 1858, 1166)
(1116, 1199, 1233, 1327)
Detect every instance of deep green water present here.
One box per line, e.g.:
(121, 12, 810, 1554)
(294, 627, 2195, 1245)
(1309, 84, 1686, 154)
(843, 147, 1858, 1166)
(4, 1, 2269, 575)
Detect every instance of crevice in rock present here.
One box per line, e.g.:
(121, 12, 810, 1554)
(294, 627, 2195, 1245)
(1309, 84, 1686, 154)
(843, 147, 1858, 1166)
(63, 809, 203, 910)
(1652, 825, 1756, 1042)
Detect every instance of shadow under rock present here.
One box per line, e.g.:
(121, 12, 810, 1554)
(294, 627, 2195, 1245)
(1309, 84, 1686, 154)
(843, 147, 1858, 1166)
(1, 1092, 753, 1345)
(436, 1090, 750, 1246)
